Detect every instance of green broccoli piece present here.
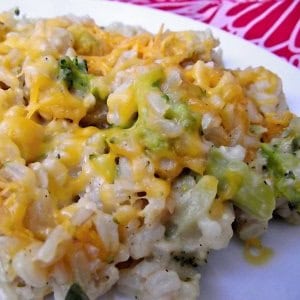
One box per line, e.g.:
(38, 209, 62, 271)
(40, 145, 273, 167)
(164, 102, 197, 130)
(257, 117, 300, 212)
(138, 127, 169, 152)
(206, 147, 275, 221)
(58, 56, 90, 95)
(261, 143, 300, 209)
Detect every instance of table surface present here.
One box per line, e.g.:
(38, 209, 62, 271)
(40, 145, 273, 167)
(112, 0, 300, 69)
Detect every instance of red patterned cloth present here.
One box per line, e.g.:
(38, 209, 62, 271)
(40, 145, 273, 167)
(112, 0, 300, 68)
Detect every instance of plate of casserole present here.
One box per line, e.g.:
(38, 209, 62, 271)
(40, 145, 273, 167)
(0, 1, 299, 300)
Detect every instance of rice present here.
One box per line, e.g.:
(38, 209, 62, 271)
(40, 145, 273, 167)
(0, 8, 297, 300)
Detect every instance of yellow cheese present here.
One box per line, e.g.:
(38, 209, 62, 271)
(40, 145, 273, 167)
(38, 89, 87, 123)
(113, 205, 138, 225)
(0, 115, 44, 162)
(89, 153, 116, 183)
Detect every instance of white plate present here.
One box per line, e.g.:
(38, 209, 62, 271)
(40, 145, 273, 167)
(1, 1, 300, 299)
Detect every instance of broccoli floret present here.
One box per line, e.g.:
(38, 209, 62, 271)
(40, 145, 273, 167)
(138, 127, 169, 152)
(164, 102, 197, 130)
(258, 118, 300, 212)
(261, 143, 300, 210)
(206, 146, 275, 221)
(58, 56, 90, 95)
